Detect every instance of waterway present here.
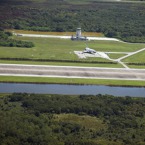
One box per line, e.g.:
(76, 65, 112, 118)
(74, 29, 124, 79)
(0, 83, 145, 97)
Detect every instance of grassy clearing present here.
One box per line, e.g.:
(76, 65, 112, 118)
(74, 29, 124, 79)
(54, 113, 106, 131)
(7, 29, 104, 37)
(88, 41, 145, 52)
(0, 76, 145, 87)
(1, 34, 145, 69)
(107, 53, 126, 59)
(0, 36, 144, 61)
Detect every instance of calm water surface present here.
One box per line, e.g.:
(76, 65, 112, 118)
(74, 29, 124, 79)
(0, 83, 145, 97)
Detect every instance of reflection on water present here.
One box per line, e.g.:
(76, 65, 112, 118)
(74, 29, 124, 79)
(0, 83, 145, 97)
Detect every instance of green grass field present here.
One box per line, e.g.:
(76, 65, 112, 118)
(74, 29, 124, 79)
(107, 53, 126, 59)
(1, 35, 145, 85)
(123, 50, 145, 63)
(1, 36, 145, 66)
(127, 65, 145, 69)
(0, 76, 145, 87)
(54, 113, 106, 131)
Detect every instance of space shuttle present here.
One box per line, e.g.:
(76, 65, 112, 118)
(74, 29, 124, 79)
(83, 47, 96, 54)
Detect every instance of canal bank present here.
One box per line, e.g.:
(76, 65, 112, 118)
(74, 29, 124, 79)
(0, 76, 145, 87)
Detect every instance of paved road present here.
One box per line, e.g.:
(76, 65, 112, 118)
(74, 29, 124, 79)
(16, 33, 120, 41)
(0, 64, 145, 80)
(117, 48, 145, 61)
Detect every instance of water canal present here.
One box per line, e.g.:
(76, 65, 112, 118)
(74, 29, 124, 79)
(0, 83, 145, 97)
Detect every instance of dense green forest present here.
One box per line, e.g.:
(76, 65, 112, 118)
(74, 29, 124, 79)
(1, 0, 145, 42)
(0, 93, 145, 145)
(0, 29, 34, 48)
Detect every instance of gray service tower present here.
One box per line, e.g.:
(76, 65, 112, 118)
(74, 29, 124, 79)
(71, 28, 87, 41)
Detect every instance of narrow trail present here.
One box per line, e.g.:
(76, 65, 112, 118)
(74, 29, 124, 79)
(118, 61, 129, 69)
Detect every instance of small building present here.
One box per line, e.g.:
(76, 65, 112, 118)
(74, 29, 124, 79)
(71, 28, 88, 41)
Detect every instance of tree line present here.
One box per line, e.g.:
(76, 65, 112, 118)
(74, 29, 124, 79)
(0, 93, 145, 145)
(0, 29, 34, 48)
(1, 0, 145, 42)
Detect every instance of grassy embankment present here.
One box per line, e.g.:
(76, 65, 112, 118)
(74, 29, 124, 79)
(0, 60, 123, 68)
(0, 76, 145, 87)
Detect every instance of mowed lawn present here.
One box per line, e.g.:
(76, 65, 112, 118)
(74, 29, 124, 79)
(123, 50, 145, 63)
(0, 36, 145, 62)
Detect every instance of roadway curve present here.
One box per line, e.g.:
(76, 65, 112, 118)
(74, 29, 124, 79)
(0, 64, 145, 80)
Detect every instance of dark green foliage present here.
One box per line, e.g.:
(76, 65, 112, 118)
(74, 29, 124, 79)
(0, 30, 34, 48)
(0, 93, 145, 145)
(1, 0, 145, 42)
(127, 62, 145, 66)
